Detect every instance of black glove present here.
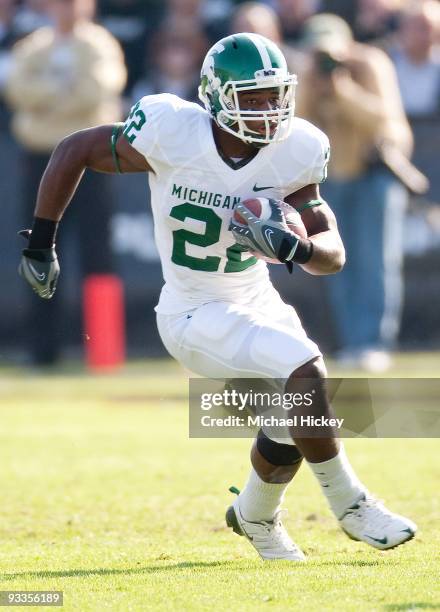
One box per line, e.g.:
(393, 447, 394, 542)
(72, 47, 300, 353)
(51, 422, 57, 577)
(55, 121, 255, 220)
(18, 229, 60, 299)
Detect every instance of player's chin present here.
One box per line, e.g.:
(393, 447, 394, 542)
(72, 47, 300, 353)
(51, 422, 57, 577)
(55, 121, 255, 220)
(244, 124, 278, 147)
(246, 133, 273, 148)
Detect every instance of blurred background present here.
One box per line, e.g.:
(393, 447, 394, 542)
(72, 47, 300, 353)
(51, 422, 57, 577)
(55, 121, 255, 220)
(1, 0, 439, 371)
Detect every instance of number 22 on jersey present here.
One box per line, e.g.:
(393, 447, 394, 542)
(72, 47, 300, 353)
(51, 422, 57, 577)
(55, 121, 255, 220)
(169, 203, 257, 273)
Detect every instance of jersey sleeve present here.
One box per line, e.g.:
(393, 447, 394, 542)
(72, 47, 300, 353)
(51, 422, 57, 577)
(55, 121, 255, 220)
(308, 129, 330, 185)
(281, 120, 331, 194)
(122, 94, 180, 172)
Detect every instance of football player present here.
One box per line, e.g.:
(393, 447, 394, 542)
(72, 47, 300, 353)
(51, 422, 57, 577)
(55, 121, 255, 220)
(19, 33, 416, 560)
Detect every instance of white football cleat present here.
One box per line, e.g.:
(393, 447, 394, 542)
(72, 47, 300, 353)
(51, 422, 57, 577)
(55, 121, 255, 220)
(226, 496, 306, 561)
(339, 494, 417, 550)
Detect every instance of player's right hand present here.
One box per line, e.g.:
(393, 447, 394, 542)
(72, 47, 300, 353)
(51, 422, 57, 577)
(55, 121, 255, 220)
(18, 230, 60, 299)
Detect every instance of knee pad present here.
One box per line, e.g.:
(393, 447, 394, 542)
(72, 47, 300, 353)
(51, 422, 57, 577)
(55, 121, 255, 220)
(256, 429, 303, 465)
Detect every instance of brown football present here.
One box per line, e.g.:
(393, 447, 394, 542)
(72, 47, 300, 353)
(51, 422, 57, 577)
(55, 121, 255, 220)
(232, 197, 307, 264)
(233, 198, 307, 237)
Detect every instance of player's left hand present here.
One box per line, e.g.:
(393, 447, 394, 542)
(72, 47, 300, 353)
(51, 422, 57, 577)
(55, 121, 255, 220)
(18, 229, 60, 299)
(229, 199, 300, 263)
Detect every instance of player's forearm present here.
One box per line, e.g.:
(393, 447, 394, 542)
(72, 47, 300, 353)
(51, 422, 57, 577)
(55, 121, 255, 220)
(300, 231, 345, 275)
(34, 133, 89, 221)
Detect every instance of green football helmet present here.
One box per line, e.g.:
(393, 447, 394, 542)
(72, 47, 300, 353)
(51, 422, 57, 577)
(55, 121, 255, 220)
(199, 33, 297, 145)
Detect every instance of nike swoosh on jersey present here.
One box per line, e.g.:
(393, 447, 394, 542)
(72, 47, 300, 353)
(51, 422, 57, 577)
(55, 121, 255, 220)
(253, 183, 274, 192)
(28, 262, 46, 282)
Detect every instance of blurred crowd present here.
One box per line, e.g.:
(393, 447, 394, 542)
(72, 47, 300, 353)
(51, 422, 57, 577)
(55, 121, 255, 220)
(1, 0, 439, 126)
(0, 0, 439, 368)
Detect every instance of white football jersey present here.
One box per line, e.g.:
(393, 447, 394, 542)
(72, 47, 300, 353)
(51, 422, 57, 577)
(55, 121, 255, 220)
(123, 94, 330, 314)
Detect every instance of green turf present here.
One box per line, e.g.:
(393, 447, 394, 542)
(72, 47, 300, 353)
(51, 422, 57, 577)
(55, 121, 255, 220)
(0, 357, 439, 611)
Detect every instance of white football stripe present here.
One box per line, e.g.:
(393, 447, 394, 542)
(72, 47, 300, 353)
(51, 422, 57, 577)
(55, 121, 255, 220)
(245, 33, 272, 71)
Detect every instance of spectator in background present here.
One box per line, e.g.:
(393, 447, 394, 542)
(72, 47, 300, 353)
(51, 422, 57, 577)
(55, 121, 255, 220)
(131, 29, 207, 104)
(273, 0, 321, 45)
(158, 0, 203, 36)
(296, 13, 413, 370)
(0, 0, 18, 125)
(143, 0, 231, 93)
(353, 0, 403, 45)
(200, 0, 234, 42)
(389, 1, 440, 120)
(154, 0, 230, 43)
(0, 0, 17, 55)
(231, 1, 282, 44)
(5, 0, 127, 366)
(321, 0, 358, 28)
(230, 2, 305, 75)
(97, 0, 161, 94)
(13, 0, 51, 39)
(388, 1, 440, 206)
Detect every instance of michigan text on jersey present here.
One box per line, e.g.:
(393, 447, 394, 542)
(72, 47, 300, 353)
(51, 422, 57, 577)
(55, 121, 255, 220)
(172, 184, 242, 210)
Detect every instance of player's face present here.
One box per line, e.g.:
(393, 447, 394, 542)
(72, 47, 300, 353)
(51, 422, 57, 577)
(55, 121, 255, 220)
(236, 88, 282, 138)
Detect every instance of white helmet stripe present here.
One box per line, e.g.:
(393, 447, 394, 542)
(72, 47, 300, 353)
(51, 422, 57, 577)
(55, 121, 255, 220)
(244, 33, 273, 71)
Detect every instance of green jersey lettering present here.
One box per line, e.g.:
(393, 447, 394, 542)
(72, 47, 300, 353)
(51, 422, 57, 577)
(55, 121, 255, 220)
(225, 244, 258, 273)
(123, 101, 147, 144)
(170, 203, 221, 272)
(169, 203, 258, 273)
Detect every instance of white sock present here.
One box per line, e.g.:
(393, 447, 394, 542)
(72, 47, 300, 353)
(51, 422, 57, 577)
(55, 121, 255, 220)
(307, 445, 367, 519)
(238, 468, 289, 522)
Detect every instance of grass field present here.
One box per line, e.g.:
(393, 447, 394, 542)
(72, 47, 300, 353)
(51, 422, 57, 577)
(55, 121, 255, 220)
(0, 356, 439, 611)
